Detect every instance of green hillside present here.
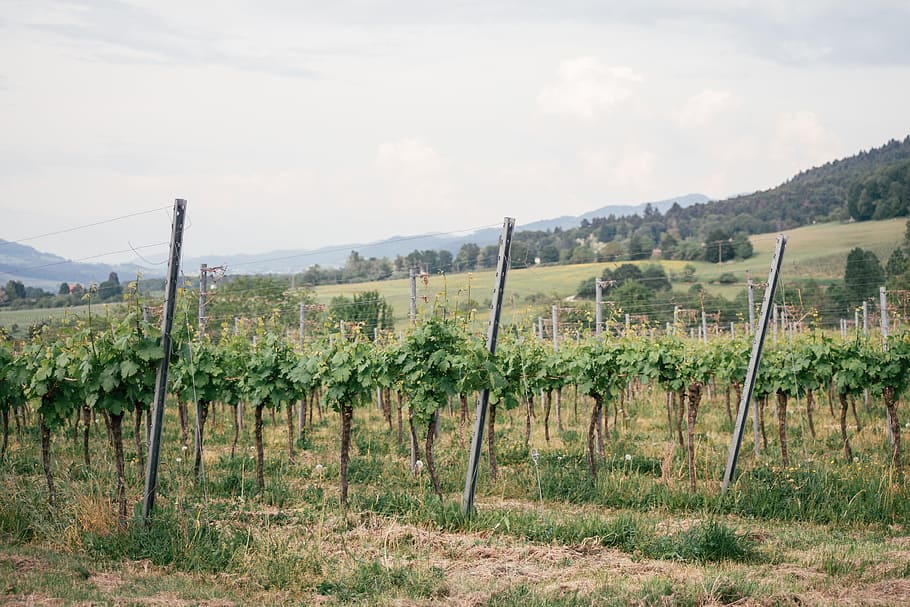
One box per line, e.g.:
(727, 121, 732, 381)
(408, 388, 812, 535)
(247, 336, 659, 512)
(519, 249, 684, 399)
(312, 218, 905, 327)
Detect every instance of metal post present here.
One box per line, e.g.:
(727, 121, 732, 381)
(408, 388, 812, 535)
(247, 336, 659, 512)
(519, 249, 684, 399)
(700, 304, 708, 345)
(881, 287, 894, 445)
(143, 198, 187, 522)
(538, 317, 544, 341)
(863, 301, 869, 337)
(595, 279, 603, 337)
(730, 322, 735, 339)
(462, 217, 515, 515)
(722, 235, 787, 492)
(854, 308, 860, 338)
(552, 305, 559, 351)
(298, 301, 306, 347)
(198, 264, 207, 337)
(772, 304, 778, 343)
(747, 280, 755, 336)
(142, 306, 152, 443)
(880, 287, 889, 348)
(409, 268, 417, 324)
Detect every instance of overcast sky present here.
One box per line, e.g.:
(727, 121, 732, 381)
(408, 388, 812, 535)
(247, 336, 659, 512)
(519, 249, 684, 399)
(2, 0, 909, 263)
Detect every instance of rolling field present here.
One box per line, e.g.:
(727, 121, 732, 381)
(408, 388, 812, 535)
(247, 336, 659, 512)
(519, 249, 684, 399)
(312, 218, 906, 327)
(1, 218, 903, 333)
(0, 303, 126, 338)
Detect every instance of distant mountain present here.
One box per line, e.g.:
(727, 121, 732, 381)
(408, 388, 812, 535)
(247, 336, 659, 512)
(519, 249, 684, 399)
(181, 194, 710, 273)
(0, 239, 153, 291)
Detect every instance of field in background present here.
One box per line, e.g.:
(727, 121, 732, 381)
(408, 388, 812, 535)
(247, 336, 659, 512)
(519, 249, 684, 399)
(0, 218, 903, 333)
(0, 303, 125, 336)
(313, 218, 906, 327)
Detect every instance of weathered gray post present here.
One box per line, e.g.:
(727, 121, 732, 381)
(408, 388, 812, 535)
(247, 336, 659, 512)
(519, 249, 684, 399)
(701, 305, 708, 345)
(722, 235, 787, 492)
(747, 279, 756, 335)
(880, 287, 889, 346)
(198, 264, 207, 337)
(880, 287, 895, 444)
(552, 305, 559, 351)
(772, 304, 778, 343)
(462, 217, 515, 515)
(297, 301, 306, 348)
(409, 268, 417, 324)
(595, 279, 604, 337)
(863, 301, 869, 336)
(143, 198, 187, 523)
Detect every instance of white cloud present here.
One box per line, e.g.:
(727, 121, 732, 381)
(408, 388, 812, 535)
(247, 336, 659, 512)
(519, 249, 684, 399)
(374, 138, 451, 213)
(674, 89, 735, 127)
(771, 111, 841, 168)
(582, 146, 656, 188)
(538, 57, 643, 121)
(375, 138, 442, 183)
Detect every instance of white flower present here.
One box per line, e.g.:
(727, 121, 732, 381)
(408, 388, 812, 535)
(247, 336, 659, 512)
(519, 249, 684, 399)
(181, 445, 188, 451)
(624, 454, 632, 462)
(175, 457, 182, 463)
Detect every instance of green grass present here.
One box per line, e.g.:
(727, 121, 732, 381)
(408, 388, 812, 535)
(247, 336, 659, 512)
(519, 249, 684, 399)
(2, 367, 909, 604)
(0, 302, 125, 337)
(312, 218, 906, 327)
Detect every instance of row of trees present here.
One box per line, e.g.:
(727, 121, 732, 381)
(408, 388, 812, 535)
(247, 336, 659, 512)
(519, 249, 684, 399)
(0, 273, 123, 310)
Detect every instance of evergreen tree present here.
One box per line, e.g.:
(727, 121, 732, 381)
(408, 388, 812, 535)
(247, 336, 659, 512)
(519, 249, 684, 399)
(844, 248, 885, 308)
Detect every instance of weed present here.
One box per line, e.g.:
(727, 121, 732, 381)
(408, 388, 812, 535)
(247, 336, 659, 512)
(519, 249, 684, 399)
(84, 506, 244, 573)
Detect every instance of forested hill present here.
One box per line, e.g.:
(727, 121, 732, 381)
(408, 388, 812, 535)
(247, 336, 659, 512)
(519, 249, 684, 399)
(484, 135, 910, 270)
(681, 136, 910, 231)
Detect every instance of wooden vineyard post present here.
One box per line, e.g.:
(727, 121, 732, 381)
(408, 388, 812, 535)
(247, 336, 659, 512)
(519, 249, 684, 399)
(462, 217, 515, 515)
(747, 278, 756, 335)
(552, 305, 559, 351)
(595, 279, 604, 337)
(881, 287, 889, 346)
(198, 263, 207, 337)
(299, 301, 305, 347)
(409, 268, 417, 325)
(881, 287, 894, 444)
(722, 235, 787, 492)
(143, 198, 187, 523)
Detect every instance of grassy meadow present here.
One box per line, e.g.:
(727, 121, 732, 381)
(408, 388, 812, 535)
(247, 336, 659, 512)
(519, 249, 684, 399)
(2, 374, 909, 605)
(312, 218, 906, 327)
(0, 218, 903, 334)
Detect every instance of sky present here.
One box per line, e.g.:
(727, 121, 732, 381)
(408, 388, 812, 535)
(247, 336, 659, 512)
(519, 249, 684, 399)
(1, 0, 909, 264)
